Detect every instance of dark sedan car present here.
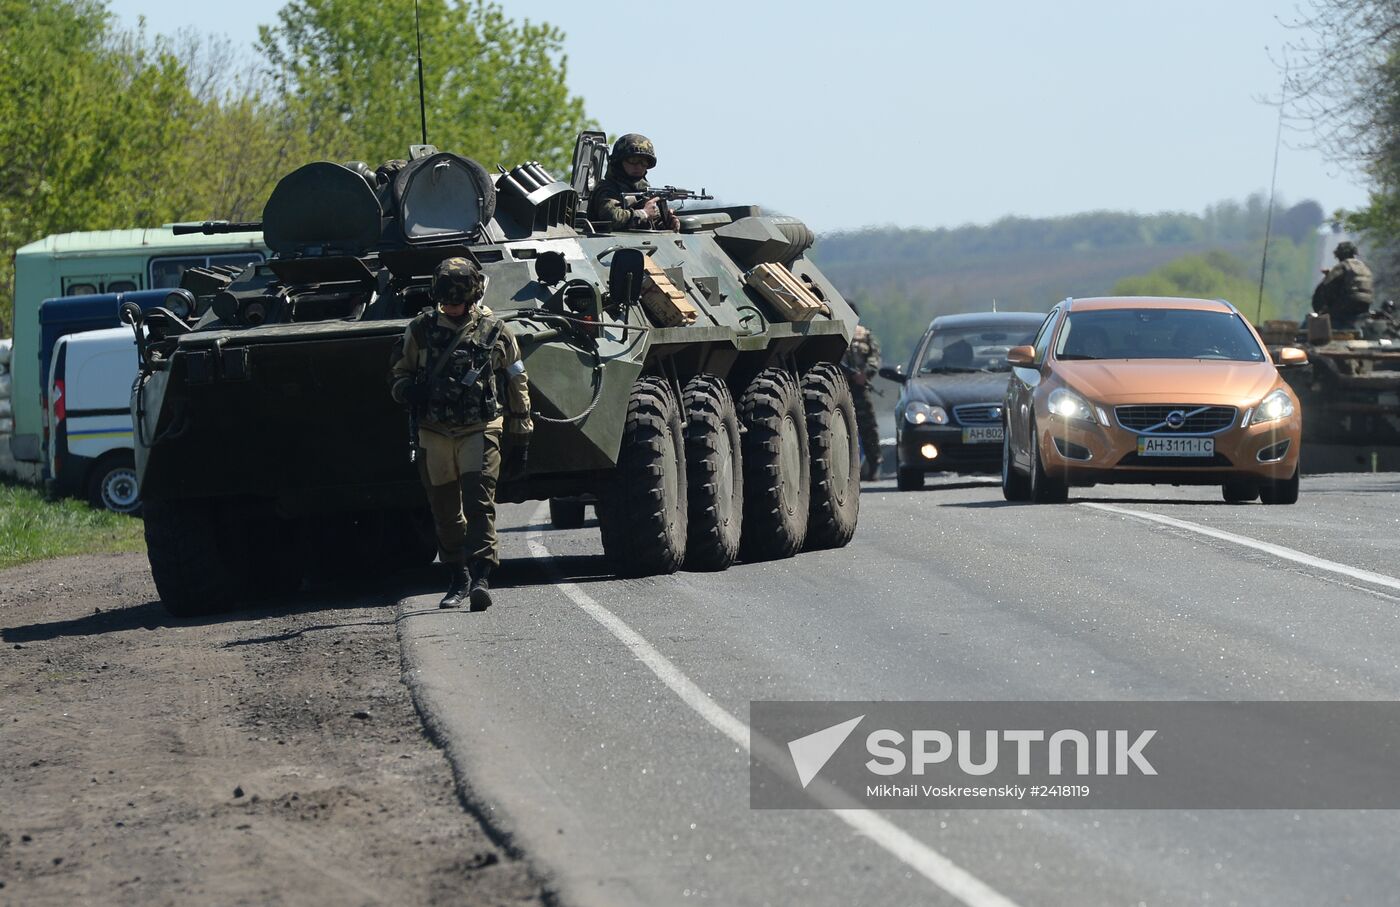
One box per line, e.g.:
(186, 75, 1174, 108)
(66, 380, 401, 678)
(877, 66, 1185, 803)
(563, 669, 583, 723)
(880, 311, 1044, 489)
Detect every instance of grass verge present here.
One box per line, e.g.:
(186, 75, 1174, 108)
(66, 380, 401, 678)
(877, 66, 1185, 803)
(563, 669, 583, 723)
(0, 479, 145, 570)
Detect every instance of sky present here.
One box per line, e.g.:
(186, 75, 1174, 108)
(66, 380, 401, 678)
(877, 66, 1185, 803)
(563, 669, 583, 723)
(105, 0, 1368, 234)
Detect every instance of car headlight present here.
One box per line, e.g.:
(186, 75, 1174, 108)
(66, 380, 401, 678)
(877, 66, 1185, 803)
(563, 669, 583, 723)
(905, 401, 949, 426)
(1249, 388, 1295, 426)
(1048, 387, 1095, 423)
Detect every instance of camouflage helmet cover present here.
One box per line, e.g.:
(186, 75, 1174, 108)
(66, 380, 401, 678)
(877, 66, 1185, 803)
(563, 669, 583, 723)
(432, 256, 485, 307)
(612, 133, 657, 168)
(1335, 241, 1358, 260)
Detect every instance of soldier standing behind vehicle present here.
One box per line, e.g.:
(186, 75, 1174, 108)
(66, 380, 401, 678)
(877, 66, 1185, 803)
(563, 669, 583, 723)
(588, 133, 681, 231)
(389, 258, 532, 610)
(1313, 241, 1374, 330)
(844, 323, 883, 480)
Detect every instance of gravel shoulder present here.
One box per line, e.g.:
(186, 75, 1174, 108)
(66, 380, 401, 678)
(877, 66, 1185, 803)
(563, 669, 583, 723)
(0, 551, 546, 906)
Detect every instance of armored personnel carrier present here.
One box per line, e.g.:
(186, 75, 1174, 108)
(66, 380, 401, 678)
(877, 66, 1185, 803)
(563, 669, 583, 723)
(128, 133, 861, 616)
(1258, 306, 1400, 471)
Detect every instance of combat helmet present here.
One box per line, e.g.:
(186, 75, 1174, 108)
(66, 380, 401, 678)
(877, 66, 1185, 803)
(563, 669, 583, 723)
(1335, 241, 1358, 260)
(612, 133, 657, 168)
(432, 257, 486, 307)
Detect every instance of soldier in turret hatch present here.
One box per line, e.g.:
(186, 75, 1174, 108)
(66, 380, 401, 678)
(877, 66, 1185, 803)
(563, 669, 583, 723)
(588, 133, 682, 231)
(389, 258, 532, 611)
(1312, 241, 1374, 330)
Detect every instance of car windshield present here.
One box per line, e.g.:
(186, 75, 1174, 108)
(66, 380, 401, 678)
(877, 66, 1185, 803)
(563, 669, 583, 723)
(917, 324, 1038, 373)
(1055, 309, 1266, 362)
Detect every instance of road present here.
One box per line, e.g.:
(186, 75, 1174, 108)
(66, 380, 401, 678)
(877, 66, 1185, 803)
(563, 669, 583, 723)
(399, 472, 1400, 907)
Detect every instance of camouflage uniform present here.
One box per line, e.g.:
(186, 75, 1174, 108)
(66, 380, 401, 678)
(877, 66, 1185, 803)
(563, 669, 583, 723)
(1312, 242, 1374, 330)
(844, 324, 882, 479)
(588, 134, 658, 231)
(389, 258, 532, 609)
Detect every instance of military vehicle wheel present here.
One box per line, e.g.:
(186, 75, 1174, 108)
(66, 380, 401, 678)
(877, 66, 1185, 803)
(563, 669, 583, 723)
(682, 374, 743, 571)
(739, 369, 810, 561)
(598, 376, 688, 575)
(1222, 479, 1259, 503)
(1259, 467, 1300, 505)
(549, 498, 587, 530)
(802, 364, 859, 550)
(144, 500, 240, 618)
(1028, 419, 1069, 504)
(1001, 431, 1030, 501)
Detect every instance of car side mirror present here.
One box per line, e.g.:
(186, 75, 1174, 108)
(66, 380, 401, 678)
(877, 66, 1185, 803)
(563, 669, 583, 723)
(1006, 345, 1036, 366)
(1275, 347, 1308, 367)
(878, 365, 907, 384)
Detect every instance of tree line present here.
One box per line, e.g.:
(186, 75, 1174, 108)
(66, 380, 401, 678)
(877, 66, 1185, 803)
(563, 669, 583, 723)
(0, 0, 593, 334)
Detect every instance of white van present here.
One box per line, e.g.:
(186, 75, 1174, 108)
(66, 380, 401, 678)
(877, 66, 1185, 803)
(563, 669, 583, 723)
(45, 327, 140, 512)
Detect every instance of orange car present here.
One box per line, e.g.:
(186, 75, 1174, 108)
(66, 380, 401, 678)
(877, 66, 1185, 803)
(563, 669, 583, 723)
(1001, 296, 1305, 504)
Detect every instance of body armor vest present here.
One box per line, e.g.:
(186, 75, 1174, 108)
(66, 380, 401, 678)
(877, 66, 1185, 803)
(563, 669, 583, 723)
(421, 312, 500, 426)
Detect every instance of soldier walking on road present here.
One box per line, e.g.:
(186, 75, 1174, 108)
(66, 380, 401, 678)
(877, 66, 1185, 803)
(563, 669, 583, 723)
(844, 323, 883, 481)
(1313, 241, 1374, 330)
(588, 133, 681, 231)
(390, 258, 533, 610)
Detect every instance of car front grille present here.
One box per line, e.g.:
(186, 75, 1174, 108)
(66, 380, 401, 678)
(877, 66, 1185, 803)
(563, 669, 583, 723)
(1115, 405, 1237, 434)
(953, 403, 1004, 425)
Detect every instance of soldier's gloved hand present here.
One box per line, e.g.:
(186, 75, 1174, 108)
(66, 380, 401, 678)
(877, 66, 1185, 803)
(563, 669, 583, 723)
(641, 197, 661, 220)
(503, 436, 530, 479)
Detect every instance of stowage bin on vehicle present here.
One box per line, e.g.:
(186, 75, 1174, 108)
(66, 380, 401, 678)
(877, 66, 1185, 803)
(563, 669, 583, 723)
(128, 133, 862, 617)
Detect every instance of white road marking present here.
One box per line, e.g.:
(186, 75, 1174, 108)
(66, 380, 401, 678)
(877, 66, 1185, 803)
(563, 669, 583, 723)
(1081, 501, 1400, 593)
(525, 504, 1020, 907)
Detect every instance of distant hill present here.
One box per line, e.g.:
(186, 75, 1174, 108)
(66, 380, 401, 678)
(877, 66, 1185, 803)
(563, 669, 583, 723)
(809, 196, 1324, 363)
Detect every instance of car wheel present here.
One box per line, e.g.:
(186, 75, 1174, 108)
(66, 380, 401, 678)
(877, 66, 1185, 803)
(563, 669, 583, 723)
(549, 497, 587, 529)
(1259, 466, 1300, 505)
(896, 466, 924, 491)
(87, 452, 141, 514)
(1222, 479, 1259, 504)
(1028, 420, 1069, 504)
(1001, 429, 1030, 502)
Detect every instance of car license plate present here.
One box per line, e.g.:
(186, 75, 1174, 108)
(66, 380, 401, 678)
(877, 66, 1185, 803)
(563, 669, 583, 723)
(962, 426, 1004, 444)
(1137, 436, 1214, 457)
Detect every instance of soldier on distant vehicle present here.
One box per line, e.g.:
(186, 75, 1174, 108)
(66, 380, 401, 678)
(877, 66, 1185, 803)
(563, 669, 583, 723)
(588, 133, 681, 231)
(389, 257, 532, 611)
(1313, 241, 1374, 330)
(844, 323, 883, 480)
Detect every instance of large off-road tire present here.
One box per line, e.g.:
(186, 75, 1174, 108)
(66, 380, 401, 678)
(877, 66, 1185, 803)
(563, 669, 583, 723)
(1028, 419, 1069, 504)
(683, 374, 743, 571)
(597, 376, 688, 575)
(802, 364, 860, 550)
(87, 451, 141, 514)
(1259, 466, 1300, 505)
(1001, 430, 1031, 501)
(549, 497, 588, 530)
(739, 368, 810, 561)
(144, 499, 241, 618)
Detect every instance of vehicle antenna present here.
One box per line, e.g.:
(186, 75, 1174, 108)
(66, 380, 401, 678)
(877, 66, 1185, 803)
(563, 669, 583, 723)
(1256, 61, 1287, 324)
(414, 0, 429, 146)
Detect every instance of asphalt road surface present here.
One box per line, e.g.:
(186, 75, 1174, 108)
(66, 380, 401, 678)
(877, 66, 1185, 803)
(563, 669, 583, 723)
(400, 472, 1400, 907)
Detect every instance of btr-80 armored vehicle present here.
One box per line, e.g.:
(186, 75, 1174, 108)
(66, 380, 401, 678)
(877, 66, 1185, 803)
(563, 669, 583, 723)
(128, 133, 861, 616)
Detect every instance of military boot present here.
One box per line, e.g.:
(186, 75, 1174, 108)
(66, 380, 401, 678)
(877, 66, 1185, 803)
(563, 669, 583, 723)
(468, 560, 493, 612)
(439, 563, 469, 609)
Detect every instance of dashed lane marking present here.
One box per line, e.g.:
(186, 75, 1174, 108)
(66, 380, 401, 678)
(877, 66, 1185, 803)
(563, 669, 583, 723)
(1081, 501, 1400, 593)
(525, 503, 1021, 907)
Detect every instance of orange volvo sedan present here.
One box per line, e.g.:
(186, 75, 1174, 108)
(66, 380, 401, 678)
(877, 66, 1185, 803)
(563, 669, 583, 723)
(1001, 297, 1306, 504)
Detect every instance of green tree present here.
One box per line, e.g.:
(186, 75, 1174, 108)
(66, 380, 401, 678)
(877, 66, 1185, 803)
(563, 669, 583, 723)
(257, 0, 592, 173)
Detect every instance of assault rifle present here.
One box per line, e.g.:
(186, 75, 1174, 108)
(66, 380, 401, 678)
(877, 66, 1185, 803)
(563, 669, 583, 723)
(620, 186, 714, 227)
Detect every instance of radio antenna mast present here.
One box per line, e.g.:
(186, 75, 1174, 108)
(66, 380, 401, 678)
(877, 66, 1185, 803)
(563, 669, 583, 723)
(1256, 62, 1287, 324)
(414, 0, 428, 146)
